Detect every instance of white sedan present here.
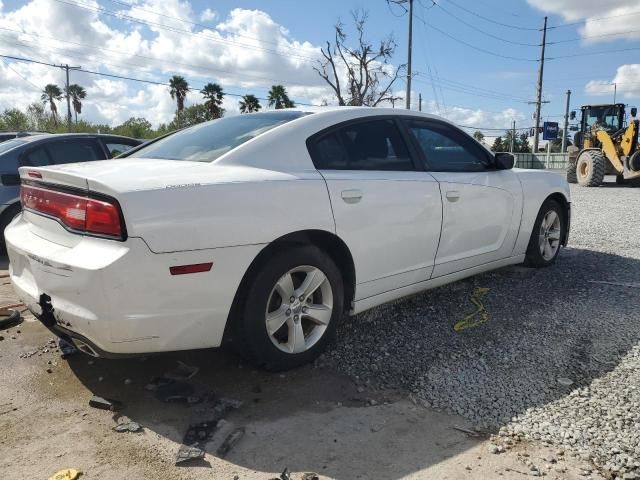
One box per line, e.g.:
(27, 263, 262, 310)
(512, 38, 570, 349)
(6, 108, 570, 370)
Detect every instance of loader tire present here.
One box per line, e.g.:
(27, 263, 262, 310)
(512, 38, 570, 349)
(566, 161, 578, 183)
(576, 150, 606, 187)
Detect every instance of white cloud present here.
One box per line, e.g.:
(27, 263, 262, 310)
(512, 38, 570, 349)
(585, 64, 640, 99)
(199, 8, 216, 22)
(527, 0, 640, 42)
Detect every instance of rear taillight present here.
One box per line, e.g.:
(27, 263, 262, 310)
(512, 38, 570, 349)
(20, 184, 124, 240)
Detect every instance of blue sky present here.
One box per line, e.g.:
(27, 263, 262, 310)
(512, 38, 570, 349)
(1, 0, 639, 134)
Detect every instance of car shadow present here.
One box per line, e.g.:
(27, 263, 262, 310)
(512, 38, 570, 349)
(64, 246, 640, 479)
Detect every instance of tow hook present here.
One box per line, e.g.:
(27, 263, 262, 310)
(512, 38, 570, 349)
(38, 293, 56, 327)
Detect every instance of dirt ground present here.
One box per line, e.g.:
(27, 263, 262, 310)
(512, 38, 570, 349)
(0, 263, 607, 480)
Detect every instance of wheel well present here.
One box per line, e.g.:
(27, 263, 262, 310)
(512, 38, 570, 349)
(223, 229, 356, 341)
(545, 192, 570, 246)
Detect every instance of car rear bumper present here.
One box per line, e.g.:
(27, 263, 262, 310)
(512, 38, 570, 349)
(6, 213, 262, 356)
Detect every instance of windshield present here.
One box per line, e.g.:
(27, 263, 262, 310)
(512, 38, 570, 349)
(584, 106, 621, 131)
(0, 139, 26, 155)
(128, 112, 306, 162)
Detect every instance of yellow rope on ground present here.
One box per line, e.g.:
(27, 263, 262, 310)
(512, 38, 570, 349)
(453, 287, 490, 332)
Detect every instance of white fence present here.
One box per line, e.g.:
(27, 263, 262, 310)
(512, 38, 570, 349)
(508, 153, 569, 170)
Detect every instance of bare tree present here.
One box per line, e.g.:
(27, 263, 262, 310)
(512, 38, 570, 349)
(314, 10, 405, 107)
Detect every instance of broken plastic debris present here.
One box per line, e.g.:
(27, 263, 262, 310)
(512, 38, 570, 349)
(48, 469, 82, 480)
(557, 377, 574, 387)
(175, 445, 205, 465)
(217, 427, 245, 457)
(88, 395, 120, 411)
(270, 469, 291, 480)
(165, 361, 199, 381)
(154, 381, 195, 403)
(113, 421, 142, 433)
(301, 474, 320, 480)
(144, 376, 174, 392)
(453, 287, 490, 332)
(59, 339, 78, 358)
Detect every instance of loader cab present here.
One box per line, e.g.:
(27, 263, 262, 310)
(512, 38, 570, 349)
(574, 104, 626, 149)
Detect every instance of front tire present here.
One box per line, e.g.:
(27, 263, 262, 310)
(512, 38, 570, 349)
(576, 150, 606, 187)
(234, 245, 343, 371)
(525, 199, 565, 268)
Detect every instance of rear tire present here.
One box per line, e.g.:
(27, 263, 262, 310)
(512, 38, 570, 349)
(233, 245, 343, 371)
(576, 150, 606, 187)
(525, 199, 565, 268)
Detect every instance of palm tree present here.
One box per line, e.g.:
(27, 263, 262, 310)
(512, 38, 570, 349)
(267, 85, 295, 109)
(65, 84, 87, 124)
(41, 84, 63, 126)
(169, 75, 189, 126)
(200, 82, 224, 120)
(239, 94, 261, 113)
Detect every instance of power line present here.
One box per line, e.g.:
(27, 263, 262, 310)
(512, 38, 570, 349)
(413, 74, 531, 103)
(549, 28, 640, 44)
(0, 57, 41, 90)
(440, 0, 539, 30)
(433, 2, 540, 46)
(548, 46, 640, 60)
(0, 53, 319, 106)
(3, 53, 536, 133)
(0, 27, 320, 87)
(413, 77, 529, 104)
(548, 10, 640, 29)
(458, 124, 529, 131)
(414, 12, 538, 62)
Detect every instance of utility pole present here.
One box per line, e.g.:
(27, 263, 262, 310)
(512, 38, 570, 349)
(388, 0, 414, 109)
(418, 93, 422, 112)
(533, 16, 548, 153)
(562, 89, 571, 153)
(406, 0, 414, 110)
(57, 63, 81, 132)
(510, 120, 516, 153)
(613, 82, 617, 104)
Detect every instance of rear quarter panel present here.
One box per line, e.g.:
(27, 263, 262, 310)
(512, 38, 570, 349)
(512, 168, 571, 255)
(112, 170, 335, 253)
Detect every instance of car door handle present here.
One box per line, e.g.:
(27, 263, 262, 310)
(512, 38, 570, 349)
(445, 190, 460, 202)
(341, 189, 363, 204)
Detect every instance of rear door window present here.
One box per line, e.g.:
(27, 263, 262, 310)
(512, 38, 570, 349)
(45, 139, 105, 165)
(308, 119, 415, 171)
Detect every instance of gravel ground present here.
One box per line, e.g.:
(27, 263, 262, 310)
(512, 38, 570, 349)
(329, 180, 640, 478)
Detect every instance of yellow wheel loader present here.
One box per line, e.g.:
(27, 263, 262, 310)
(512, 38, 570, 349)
(567, 103, 640, 187)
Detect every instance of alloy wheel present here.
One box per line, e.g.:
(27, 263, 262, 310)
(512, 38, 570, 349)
(538, 210, 561, 261)
(265, 265, 333, 354)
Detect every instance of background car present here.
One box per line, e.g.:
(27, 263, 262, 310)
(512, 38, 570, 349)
(0, 131, 45, 143)
(6, 109, 570, 370)
(0, 133, 141, 250)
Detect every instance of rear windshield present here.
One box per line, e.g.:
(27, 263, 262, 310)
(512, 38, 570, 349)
(128, 112, 305, 162)
(0, 139, 26, 155)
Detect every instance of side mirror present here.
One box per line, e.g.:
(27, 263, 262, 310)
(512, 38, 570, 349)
(494, 152, 514, 170)
(631, 107, 638, 117)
